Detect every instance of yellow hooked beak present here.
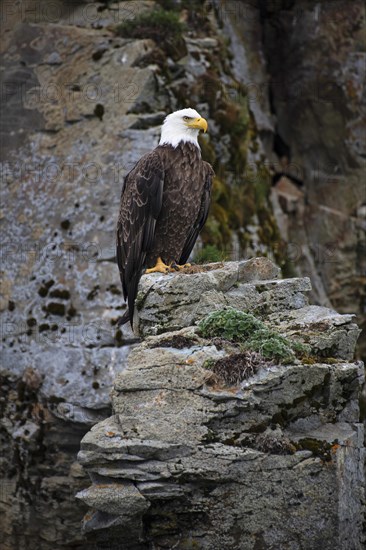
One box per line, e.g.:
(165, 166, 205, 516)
(186, 117, 208, 133)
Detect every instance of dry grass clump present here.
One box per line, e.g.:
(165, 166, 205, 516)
(206, 351, 273, 386)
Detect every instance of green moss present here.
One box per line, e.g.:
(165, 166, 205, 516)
(294, 438, 334, 461)
(194, 244, 224, 263)
(291, 340, 312, 355)
(323, 357, 340, 364)
(203, 359, 215, 370)
(199, 309, 264, 341)
(116, 9, 183, 39)
(198, 308, 311, 364)
(135, 288, 149, 312)
(115, 9, 186, 60)
(246, 329, 295, 364)
(198, 134, 216, 165)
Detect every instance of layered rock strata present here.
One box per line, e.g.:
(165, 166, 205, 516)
(78, 259, 365, 550)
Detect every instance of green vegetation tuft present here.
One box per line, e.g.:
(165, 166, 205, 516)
(156, 0, 179, 10)
(246, 329, 295, 363)
(116, 9, 183, 40)
(115, 9, 185, 59)
(194, 244, 224, 264)
(198, 308, 311, 364)
(295, 438, 334, 462)
(199, 308, 264, 342)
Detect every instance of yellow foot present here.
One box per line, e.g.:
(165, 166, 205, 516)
(145, 257, 171, 274)
(171, 262, 191, 271)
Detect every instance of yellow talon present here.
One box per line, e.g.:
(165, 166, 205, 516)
(145, 257, 171, 274)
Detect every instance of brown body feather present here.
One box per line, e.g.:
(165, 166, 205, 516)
(116, 142, 214, 326)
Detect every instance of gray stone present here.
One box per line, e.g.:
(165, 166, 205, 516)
(1, 343, 130, 415)
(79, 287, 364, 548)
(135, 258, 292, 336)
(45, 52, 62, 65)
(268, 305, 361, 360)
(76, 481, 150, 516)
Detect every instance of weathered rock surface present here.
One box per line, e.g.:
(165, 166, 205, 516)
(78, 261, 365, 549)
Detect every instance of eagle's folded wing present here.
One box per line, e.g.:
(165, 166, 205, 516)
(116, 151, 164, 324)
(179, 162, 214, 265)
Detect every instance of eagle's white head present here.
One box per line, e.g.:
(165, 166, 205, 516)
(159, 108, 208, 149)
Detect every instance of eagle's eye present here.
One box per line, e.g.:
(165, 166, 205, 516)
(183, 116, 191, 121)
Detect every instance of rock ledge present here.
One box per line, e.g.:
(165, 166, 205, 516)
(77, 260, 365, 550)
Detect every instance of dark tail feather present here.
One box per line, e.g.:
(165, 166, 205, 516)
(117, 309, 130, 326)
(118, 270, 143, 328)
(126, 275, 140, 328)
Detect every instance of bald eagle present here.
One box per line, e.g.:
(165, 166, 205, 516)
(116, 108, 214, 326)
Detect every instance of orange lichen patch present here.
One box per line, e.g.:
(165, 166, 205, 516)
(185, 358, 195, 364)
(153, 391, 167, 405)
(32, 403, 42, 417)
(105, 431, 117, 437)
(205, 377, 241, 393)
(331, 443, 341, 454)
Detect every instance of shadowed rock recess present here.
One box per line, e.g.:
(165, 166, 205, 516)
(78, 259, 365, 550)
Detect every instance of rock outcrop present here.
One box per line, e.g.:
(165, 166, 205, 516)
(77, 259, 365, 550)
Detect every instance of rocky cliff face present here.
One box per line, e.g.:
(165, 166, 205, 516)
(78, 258, 364, 549)
(217, 0, 366, 354)
(0, 1, 365, 548)
(261, 0, 366, 355)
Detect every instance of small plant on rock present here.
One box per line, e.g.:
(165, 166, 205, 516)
(198, 308, 263, 342)
(115, 9, 186, 60)
(198, 308, 311, 364)
(245, 328, 295, 363)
